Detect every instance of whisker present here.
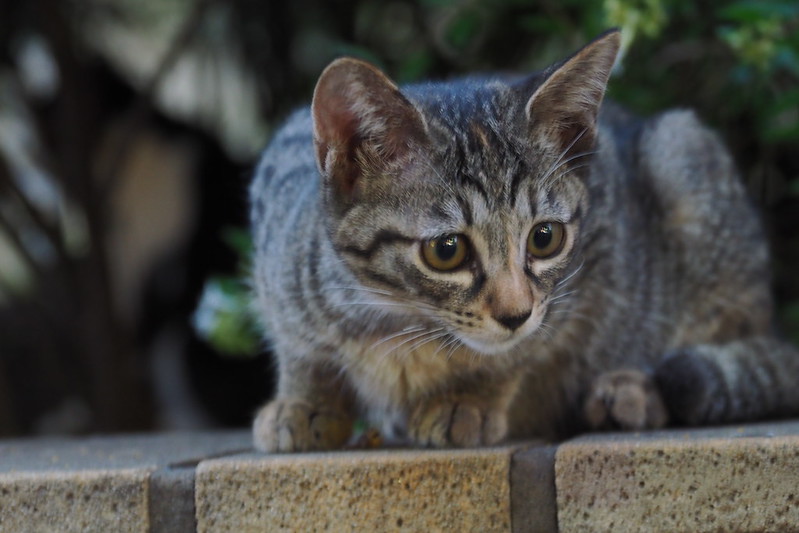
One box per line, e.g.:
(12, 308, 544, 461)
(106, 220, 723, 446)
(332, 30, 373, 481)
(368, 325, 428, 351)
(380, 328, 445, 359)
(331, 302, 422, 310)
(326, 285, 395, 296)
(539, 127, 591, 185)
(445, 338, 465, 360)
(549, 289, 579, 304)
(327, 285, 440, 314)
(537, 321, 556, 343)
(406, 330, 450, 354)
(431, 334, 458, 358)
(556, 259, 585, 289)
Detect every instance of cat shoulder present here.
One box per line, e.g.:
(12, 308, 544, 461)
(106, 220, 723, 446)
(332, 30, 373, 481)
(640, 109, 735, 179)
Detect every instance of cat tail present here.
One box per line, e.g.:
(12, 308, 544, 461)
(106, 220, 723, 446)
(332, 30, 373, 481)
(655, 337, 799, 425)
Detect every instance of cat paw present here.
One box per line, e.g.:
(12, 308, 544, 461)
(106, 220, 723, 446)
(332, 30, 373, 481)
(252, 398, 353, 453)
(408, 396, 507, 448)
(654, 348, 720, 425)
(584, 370, 669, 431)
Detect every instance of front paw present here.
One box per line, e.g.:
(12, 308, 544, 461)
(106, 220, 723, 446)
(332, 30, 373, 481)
(252, 398, 353, 453)
(583, 370, 668, 431)
(408, 396, 507, 448)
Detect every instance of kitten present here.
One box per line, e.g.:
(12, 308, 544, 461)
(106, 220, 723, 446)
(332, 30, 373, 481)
(249, 30, 799, 452)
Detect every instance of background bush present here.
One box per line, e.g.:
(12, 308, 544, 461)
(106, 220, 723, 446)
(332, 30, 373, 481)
(0, 0, 796, 436)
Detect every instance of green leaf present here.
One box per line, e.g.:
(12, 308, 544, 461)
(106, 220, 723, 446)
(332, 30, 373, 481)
(781, 302, 799, 345)
(764, 123, 799, 142)
(719, 1, 799, 22)
(517, 15, 569, 35)
(222, 226, 254, 259)
(445, 8, 483, 51)
(397, 51, 434, 83)
(193, 277, 262, 358)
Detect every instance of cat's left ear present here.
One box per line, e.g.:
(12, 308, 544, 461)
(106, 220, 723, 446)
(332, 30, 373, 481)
(312, 57, 428, 205)
(525, 30, 620, 158)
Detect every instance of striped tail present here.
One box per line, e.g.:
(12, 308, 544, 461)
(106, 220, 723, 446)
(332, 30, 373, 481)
(655, 337, 799, 425)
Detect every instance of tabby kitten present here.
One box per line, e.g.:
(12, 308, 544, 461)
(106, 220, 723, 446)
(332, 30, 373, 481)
(249, 30, 799, 452)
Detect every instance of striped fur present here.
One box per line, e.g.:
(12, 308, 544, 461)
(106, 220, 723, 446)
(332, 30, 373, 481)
(250, 30, 799, 452)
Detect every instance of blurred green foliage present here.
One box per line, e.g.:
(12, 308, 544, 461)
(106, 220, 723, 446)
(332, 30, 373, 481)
(194, 228, 261, 357)
(198, 0, 799, 355)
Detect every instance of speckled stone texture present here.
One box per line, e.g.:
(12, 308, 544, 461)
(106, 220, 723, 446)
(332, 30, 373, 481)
(196, 447, 518, 532)
(556, 423, 799, 533)
(3, 423, 799, 531)
(0, 431, 250, 533)
(0, 469, 149, 533)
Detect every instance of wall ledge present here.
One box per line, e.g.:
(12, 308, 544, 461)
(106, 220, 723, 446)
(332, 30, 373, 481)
(1, 421, 798, 532)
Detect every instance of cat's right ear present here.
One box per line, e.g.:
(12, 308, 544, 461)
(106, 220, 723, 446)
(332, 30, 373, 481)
(312, 58, 427, 204)
(524, 30, 621, 160)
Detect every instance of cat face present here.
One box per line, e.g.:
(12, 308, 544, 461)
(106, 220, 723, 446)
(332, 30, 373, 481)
(328, 126, 588, 354)
(312, 32, 618, 355)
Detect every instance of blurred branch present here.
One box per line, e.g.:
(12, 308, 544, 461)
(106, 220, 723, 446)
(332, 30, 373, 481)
(23, 0, 157, 431)
(99, 0, 213, 201)
(0, 159, 70, 267)
(0, 158, 45, 281)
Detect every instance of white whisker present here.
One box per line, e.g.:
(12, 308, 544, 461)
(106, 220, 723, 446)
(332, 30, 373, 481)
(380, 328, 445, 359)
(327, 285, 440, 314)
(556, 259, 585, 289)
(406, 330, 450, 353)
(549, 289, 579, 304)
(331, 301, 421, 310)
(431, 334, 458, 358)
(540, 127, 591, 185)
(445, 337, 464, 360)
(368, 325, 428, 351)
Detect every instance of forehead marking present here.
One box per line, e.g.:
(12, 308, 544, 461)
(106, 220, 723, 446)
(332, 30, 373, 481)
(471, 122, 490, 149)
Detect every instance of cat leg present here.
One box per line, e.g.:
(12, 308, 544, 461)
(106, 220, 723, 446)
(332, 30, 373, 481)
(654, 337, 799, 425)
(253, 358, 354, 453)
(407, 375, 521, 447)
(583, 369, 669, 430)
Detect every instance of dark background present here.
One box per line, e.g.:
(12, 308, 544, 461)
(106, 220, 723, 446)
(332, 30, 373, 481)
(0, 0, 796, 437)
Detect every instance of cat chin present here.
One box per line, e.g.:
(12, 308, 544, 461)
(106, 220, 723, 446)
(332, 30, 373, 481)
(457, 315, 545, 356)
(459, 335, 527, 356)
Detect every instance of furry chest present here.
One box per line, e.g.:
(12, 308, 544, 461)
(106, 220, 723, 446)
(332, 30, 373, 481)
(341, 334, 479, 412)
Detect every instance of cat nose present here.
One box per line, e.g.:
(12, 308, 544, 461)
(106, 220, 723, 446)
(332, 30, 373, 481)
(494, 310, 532, 331)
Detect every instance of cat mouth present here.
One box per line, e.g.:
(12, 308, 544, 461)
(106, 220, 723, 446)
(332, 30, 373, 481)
(458, 329, 532, 355)
(456, 314, 543, 355)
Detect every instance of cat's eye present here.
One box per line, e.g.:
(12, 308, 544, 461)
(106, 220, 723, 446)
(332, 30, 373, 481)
(527, 222, 565, 259)
(422, 234, 470, 271)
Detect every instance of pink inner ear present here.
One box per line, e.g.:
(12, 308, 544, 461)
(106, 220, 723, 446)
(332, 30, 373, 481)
(311, 57, 429, 204)
(525, 32, 619, 156)
(313, 88, 358, 176)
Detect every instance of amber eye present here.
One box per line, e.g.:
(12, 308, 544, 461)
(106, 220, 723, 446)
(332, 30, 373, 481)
(422, 234, 470, 271)
(527, 222, 565, 259)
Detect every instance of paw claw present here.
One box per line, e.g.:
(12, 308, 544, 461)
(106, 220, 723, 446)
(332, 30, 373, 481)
(409, 396, 507, 448)
(253, 398, 352, 453)
(584, 370, 668, 430)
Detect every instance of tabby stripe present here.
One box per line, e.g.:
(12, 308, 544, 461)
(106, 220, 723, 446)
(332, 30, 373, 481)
(509, 166, 528, 207)
(361, 268, 404, 291)
(759, 339, 784, 412)
(466, 271, 487, 300)
(458, 171, 490, 203)
(276, 165, 311, 185)
(339, 230, 415, 260)
(279, 132, 312, 145)
(450, 140, 490, 202)
(456, 192, 474, 226)
(704, 354, 732, 422)
(735, 353, 761, 418)
(308, 229, 345, 323)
